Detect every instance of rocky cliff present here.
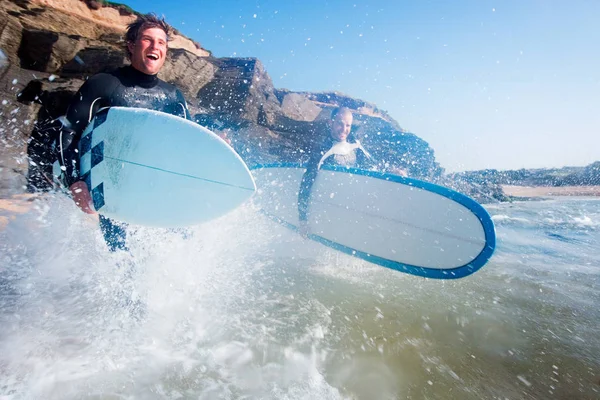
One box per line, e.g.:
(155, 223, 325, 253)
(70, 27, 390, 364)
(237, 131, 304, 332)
(0, 0, 441, 197)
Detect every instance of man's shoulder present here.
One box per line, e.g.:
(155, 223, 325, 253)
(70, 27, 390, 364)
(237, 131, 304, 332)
(305, 136, 331, 165)
(318, 136, 336, 152)
(156, 77, 180, 93)
(84, 68, 122, 85)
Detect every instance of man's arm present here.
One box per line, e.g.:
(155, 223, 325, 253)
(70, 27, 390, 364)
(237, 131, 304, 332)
(60, 74, 115, 187)
(298, 147, 322, 223)
(59, 74, 116, 214)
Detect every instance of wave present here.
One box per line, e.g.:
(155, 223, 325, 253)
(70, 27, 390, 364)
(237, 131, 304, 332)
(491, 214, 532, 224)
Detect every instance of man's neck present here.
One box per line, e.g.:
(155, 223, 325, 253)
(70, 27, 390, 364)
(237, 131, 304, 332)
(125, 65, 159, 88)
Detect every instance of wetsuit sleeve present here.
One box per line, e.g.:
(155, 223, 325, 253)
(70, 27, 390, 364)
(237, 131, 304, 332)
(298, 147, 322, 222)
(60, 74, 117, 186)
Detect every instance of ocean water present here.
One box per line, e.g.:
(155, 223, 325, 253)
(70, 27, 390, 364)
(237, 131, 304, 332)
(0, 195, 599, 399)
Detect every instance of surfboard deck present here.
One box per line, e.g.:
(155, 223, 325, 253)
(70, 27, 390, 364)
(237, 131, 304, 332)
(251, 163, 495, 279)
(61, 107, 256, 227)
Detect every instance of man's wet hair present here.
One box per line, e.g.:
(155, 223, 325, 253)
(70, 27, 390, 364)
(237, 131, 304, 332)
(331, 106, 353, 120)
(125, 13, 172, 57)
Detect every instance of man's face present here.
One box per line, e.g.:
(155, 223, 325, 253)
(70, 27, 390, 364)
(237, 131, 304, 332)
(330, 112, 353, 142)
(128, 27, 168, 75)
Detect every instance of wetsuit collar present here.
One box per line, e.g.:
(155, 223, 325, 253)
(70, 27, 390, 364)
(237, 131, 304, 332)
(124, 64, 159, 89)
(318, 140, 362, 169)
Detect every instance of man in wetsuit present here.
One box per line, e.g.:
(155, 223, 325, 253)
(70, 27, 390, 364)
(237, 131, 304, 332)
(58, 14, 190, 251)
(297, 107, 373, 236)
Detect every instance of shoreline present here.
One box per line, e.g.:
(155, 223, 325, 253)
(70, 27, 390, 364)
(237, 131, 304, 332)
(0, 194, 37, 230)
(0, 193, 100, 232)
(502, 185, 600, 198)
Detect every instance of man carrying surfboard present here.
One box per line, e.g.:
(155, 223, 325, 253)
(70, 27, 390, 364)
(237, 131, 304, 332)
(57, 14, 190, 251)
(297, 107, 373, 236)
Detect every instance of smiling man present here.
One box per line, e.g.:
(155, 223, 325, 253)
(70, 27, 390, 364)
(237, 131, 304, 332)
(297, 107, 374, 236)
(58, 14, 190, 251)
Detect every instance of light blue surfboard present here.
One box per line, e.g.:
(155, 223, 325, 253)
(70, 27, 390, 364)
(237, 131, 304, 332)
(74, 107, 255, 228)
(252, 164, 496, 279)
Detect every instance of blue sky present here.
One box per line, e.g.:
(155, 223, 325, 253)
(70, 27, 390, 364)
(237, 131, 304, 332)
(121, 0, 599, 172)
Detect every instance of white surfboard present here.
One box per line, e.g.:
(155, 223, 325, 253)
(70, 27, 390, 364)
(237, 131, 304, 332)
(67, 107, 255, 227)
(251, 164, 496, 279)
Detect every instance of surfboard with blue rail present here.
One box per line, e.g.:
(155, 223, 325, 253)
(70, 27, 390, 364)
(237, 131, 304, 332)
(251, 164, 495, 279)
(71, 107, 256, 227)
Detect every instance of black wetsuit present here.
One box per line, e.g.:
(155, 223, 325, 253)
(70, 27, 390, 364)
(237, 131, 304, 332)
(298, 135, 373, 222)
(59, 65, 191, 251)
